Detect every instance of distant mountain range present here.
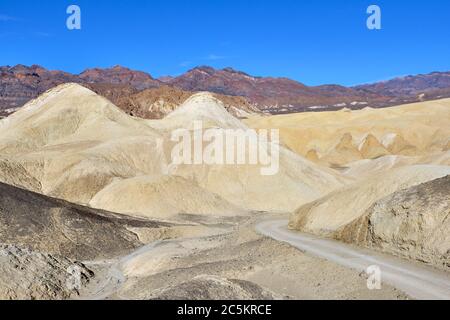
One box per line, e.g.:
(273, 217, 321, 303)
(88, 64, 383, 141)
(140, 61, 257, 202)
(354, 72, 450, 98)
(1, 64, 449, 117)
(167, 67, 450, 112)
(166, 66, 389, 112)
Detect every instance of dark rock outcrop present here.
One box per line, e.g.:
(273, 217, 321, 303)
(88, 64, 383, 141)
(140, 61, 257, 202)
(336, 175, 450, 270)
(0, 182, 165, 261)
(0, 245, 94, 300)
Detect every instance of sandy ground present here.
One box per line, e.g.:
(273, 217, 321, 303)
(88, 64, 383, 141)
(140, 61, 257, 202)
(79, 213, 409, 300)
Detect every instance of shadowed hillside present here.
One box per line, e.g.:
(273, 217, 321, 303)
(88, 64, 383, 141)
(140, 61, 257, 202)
(0, 181, 165, 261)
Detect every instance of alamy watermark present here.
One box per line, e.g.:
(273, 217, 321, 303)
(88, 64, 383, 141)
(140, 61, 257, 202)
(367, 5, 382, 30)
(366, 265, 382, 290)
(66, 5, 380, 31)
(166, 121, 280, 176)
(66, 5, 81, 30)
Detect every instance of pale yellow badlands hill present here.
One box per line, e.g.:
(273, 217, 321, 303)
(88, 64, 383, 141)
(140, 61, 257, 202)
(289, 163, 450, 269)
(0, 84, 344, 219)
(289, 165, 450, 236)
(245, 99, 450, 167)
(244, 97, 450, 268)
(338, 175, 450, 270)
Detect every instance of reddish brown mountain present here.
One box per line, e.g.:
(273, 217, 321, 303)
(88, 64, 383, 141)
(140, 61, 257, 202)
(168, 66, 390, 112)
(83, 83, 139, 105)
(353, 72, 450, 106)
(0, 65, 162, 114)
(158, 76, 175, 83)
(355, 71, 450, 97)
(79, 65, 161, 90)
(2, 64, 450, 117)
(0, 65, 78, 112)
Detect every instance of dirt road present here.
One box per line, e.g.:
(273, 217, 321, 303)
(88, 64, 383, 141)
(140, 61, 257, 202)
(256, 220, 450, 300)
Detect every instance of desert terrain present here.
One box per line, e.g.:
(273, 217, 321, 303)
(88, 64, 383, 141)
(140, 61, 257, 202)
(0, 83, 448, 300)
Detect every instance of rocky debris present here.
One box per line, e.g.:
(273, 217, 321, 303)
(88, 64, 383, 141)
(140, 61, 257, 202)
(336, 175, 450, 270)
(0, 244, 94, 300)
(0, 181, 166, 261)
(148, 275, 277, 300)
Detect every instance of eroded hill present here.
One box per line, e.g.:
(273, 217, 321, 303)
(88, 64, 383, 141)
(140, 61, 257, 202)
(337, 175, 450, 270)
(246, 99, 450, 167)
(0, 83, 344, 220)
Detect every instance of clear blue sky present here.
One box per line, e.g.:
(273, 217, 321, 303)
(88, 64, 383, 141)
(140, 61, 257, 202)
(1, 0, 449, 86)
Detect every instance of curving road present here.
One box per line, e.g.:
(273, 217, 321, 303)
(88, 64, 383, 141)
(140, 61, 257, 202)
(256, 219, 450, 300)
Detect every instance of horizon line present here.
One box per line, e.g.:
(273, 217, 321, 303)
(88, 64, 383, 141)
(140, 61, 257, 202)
(2, 63, 449, 88)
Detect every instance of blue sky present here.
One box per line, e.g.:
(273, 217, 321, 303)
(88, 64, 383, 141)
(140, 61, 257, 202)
(0, 0, 449, 86)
